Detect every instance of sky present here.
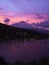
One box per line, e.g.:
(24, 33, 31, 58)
(0, 0, 49, 29)
(0, 0, 49, 13)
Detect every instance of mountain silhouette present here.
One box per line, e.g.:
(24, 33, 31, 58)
(0, 23, 49, 42)
(32, 20, 49, 28)
(12, 21, 33, 29)
(12, 21, 49, 33)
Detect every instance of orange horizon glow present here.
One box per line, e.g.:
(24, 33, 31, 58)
(0, 13, 49, 30)
(0, 13, 48, 25)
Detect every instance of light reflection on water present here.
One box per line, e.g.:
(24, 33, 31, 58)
(0, 39, 49, 64)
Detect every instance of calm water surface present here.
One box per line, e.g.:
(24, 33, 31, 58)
(0, 39, 49, 64)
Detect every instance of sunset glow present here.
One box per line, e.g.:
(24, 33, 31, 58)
(0, 0, 49, 29)
(0, 13, 48, 25)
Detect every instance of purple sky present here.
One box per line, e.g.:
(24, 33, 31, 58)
(0, 0, 49, 30)
(0, 0, 49, 13)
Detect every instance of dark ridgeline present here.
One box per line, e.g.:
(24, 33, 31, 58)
(26, 57, 49, 65)
(27, 60, 37, 65)
(0, 56, 10, 65)
(0, 23, 49, 65)
(39, 57, 49, 65)
(0, 23, 49, 43)
(0, 56, 49, 65)
(14, 60, 24, 65)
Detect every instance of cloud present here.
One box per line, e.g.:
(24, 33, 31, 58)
(33, 13, 49, 20)
(0, 13, 49, 26)
(32, 20, 49, 28)
(35, 14, 43, 19)
(4, 18, 10, 23)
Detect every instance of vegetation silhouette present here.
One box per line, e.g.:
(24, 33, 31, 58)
(27, 60, 37, 65)
(39, 57, 49, 65)
(14, 60, 24, 65)
(0, 56, 10, 65)
(0, 23, 49, 43)
(0, 56, 49, 65)
(27, 57, 49, 65)
(14, 57, 49, 65)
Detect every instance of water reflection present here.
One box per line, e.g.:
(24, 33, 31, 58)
(0, 39, 49, 65)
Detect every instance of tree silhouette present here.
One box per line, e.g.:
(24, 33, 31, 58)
(14, 60, 24, 65)
(27, 60, 37, 65)
(39, 57, 49, 65)
(0, 56, 10, 65)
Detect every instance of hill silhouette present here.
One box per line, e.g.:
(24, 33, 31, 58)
(0, 23, 49, 43)
(12, 21, 49, 34)
(12, 21, 33, 29)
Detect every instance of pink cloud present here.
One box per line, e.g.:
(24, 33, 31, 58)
(0, 13, 48, 25)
